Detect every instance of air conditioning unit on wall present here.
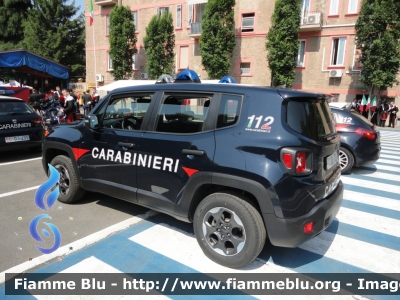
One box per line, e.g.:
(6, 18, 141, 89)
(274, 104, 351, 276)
(95, 74, 104, 82)
(329, 70, 343, 78)
(307, 14, 320, 24)
(141, 73, 148, 79)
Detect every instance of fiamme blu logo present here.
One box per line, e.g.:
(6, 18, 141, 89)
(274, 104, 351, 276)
(29, 164, 61, 254)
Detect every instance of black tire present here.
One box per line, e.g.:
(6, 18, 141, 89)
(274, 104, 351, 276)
(50, 155, 85, 203)
(339, 147, 354, 174)
(28, 145, 42, 153)
(193, 192, 266, 268)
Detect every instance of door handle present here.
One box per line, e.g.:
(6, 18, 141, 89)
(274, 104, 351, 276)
(182, 149, 205, 156)
(118, 142, 135, 149)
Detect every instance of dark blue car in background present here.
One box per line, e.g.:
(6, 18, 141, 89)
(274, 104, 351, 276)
(330, 104, 381, 173)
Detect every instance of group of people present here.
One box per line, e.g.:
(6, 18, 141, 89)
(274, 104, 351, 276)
(29, 87, 100, 123)
(351, 99, 398, 128)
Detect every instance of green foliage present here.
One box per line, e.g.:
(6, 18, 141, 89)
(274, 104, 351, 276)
(109, 5, 137, 80)
(266, 0, 301, 87)
(199, 0, 236, 79)
(143, 11, 175, 79)
(355, 0, 400, 93)
(0, 0, 31, 48)
(22, 0, 85, 77)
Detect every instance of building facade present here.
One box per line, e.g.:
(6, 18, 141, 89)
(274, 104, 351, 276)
(84, 0, 400, 102)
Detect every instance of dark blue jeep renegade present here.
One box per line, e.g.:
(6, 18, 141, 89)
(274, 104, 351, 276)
(42, 73, 343, 268)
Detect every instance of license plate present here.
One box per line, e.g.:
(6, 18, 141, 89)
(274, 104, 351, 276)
(325, 151, 338, 170)
(5, 135, 30, 143)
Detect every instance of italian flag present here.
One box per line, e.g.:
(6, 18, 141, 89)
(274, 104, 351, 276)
(370, 96, 377, 112)
(360, 94, 368, 112)
(365, 95, 371, 112)
(89, 0, 94, 26)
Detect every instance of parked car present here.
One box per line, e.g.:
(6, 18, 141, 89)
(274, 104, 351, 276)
(0, 96, 44, 152)
(330, 105, 381, 173)
(42, 70, 343, 268)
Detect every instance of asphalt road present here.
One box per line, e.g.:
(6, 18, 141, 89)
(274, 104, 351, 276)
(0, 148, 149, 272)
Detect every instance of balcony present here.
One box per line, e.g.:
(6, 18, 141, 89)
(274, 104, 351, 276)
(95, 0, 117, 6)
(300, 11, 322, 31)
(189, 22, 202, 38)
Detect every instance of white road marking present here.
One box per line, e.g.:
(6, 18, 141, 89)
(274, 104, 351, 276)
(380, 150, 400, 155)
(0, 210, 158, 284)
(380, 154, 400, 160)
(349, 169, 400, 181)
(370, 163, 400, 172)
(343, 190, 400, 211)
(375, 158, 400, 166)
(337, 207, 400, 238)
(0, 186, 40, 198)
(129, 223, 295, 274)
(0, 157, 41, 166)
(340, 176, 400, 194)
(299, 231, 400, 273)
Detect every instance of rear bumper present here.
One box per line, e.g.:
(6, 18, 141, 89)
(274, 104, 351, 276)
(263, 181, 344, 248)
(354, 146, 380, 166)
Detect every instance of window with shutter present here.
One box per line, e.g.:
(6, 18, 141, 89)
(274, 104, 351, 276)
(176, 4, 182, 28)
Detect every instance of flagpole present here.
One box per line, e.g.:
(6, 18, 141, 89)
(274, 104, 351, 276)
(92, 24, 97, 90)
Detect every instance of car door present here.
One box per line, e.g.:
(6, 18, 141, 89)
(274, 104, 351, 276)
(78, 91, 158, 203)
(136, 91, 219, 214)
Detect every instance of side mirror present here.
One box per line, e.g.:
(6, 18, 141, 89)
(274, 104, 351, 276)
(85, 115, 99, 130)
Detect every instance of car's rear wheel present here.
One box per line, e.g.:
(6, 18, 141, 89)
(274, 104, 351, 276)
(50, 155, 85, 203)
(339, 147, 354, 174)
(193, 192, 266, 268)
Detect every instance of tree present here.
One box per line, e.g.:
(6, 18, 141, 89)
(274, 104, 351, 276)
(22, 0, 85, 77)
(0, 0, 31, 50)
(143, 11, 175, 79)
(355, 0, 400, 97)
(265, 0, 301, 87)
(199, 0, 235, 79)
(109, 5, 137, 80)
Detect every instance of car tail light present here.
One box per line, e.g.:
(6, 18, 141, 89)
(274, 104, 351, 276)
(303, 222, 314, 234)
(282, 153, 292, 169)
(32, 117, 43, 124)
(295, 152, 307, 173)
(281, 148, 312, 176)
(355, 127, 376, 140)
(183, 99, 190, 105)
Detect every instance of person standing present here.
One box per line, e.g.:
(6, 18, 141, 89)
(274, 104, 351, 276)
(378, 101, 389, 127)
(81, 90, 92, 115)
(388, 102, 398, 128)
(92, 88, 100, 107)
(61, 88, 76, 123)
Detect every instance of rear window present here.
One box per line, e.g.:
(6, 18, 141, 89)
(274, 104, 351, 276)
(351, 111, 373, 127)
(286, 98, 335, 141)
(0, 101, 34, 116)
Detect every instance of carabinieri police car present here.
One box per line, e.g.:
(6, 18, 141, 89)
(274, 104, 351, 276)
(42, 70, 343, 268)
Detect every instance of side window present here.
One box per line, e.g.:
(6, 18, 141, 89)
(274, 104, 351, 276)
(155, 93, 212, 134)
(217, 94, 242, 129)
(101, 93, 154, 131)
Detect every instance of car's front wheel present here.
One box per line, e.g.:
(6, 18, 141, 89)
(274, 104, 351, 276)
(50, 155, 85, 203)
(339, 147, 354, 174)
(193, 192, 266, 268)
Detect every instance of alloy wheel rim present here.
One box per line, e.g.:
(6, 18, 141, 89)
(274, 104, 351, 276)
(339, 150, 348, 170)
(54, 164, 70, 196)
(202, 207, 246, 256)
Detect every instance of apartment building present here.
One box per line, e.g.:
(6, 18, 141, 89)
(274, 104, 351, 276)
(85, 0, 400, 102)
